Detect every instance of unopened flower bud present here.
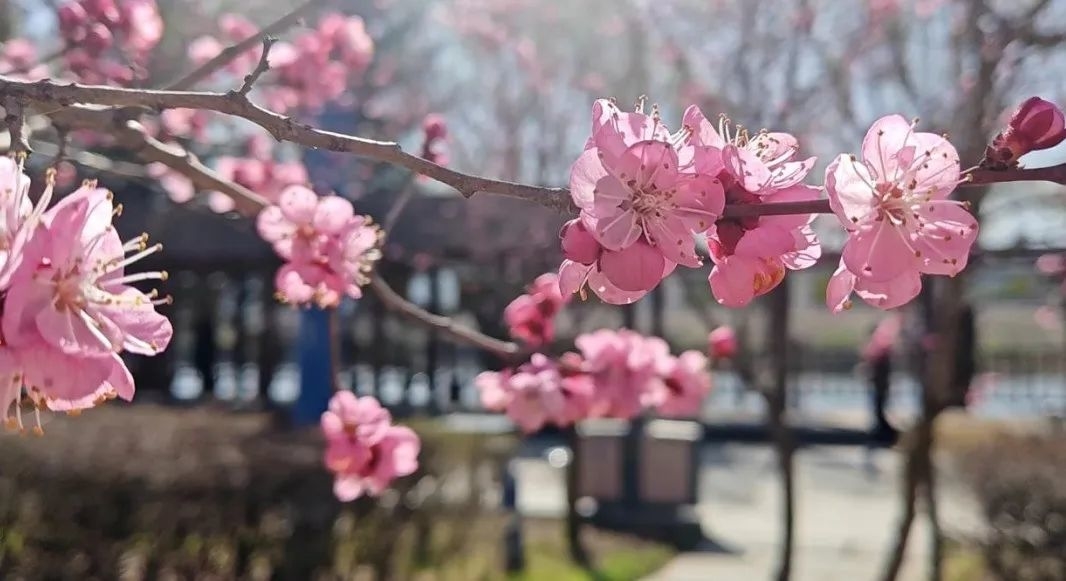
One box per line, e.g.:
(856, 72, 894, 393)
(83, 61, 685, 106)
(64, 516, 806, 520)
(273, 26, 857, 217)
(984, 97, 1066, 168)
(708, 326, 737, 359)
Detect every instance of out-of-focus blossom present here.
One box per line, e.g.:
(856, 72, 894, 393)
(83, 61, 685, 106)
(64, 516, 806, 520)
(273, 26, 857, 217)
(575, 328, 673, 419)
(321, 392, 419, 501)
(708, 326, 738, 359)
(474, 354, 593, 433)
(504, 273, 567, 346)
(256, 185, 382, 307)
(0, 39, 49, 80)
(59, 0, 162, 85)
(646, 350, 712, 417)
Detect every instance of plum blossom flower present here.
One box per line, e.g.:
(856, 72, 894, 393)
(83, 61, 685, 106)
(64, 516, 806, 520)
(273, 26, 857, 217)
(256, 185, 382, 307)
(825, 114, 978, 310)
(0, 157, 53, 288)
(680, 106, 821, 307)
(503, 273, 568, 346)
(0, 174, 172, 432)
(321, 392, 420, 501)
(569, 99, 724, 291)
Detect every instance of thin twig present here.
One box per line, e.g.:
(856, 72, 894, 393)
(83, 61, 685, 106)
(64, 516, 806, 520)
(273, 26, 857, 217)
(382, 175, 419, 234)
(368, 277, 521, 361)
(237, 38, 276, 96)
(164, 0, 324, 91)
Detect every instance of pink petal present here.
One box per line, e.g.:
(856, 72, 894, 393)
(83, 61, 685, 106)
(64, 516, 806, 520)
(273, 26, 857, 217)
(708, 256, 759, 308)
(333, 476, 367, 501)
(645, 216, 700, 267)
(825, 154, 876, 226)
(913, 202, 978, 276)
(312, 195, 356, 235)
(598, 240, 667, 292)
(861, 114, 913, 181)
(842, 219, 918, 283)
(569, 148, 609, 210)
(825, 262, 857, 313)
(681, 105, 726, 148)
(594, 208, 641, 250)
(278, 185, 319, 224)
(854, 270, 922, 310)
(733, 224, 797, 259)
(724, 145, 772, 192)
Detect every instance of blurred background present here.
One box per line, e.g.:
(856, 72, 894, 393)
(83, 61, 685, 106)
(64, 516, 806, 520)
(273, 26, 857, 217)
(0, 0, 1064, 579)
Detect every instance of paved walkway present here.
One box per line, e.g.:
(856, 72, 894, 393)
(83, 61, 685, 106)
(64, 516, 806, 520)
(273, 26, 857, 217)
(512, 442, 981, 581)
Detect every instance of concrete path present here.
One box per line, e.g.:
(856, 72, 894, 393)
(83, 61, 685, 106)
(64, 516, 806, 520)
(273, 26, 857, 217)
(511, 442, 981, 581)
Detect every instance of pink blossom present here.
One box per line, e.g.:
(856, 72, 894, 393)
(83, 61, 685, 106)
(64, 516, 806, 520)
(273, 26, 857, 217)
(986, 97, 1066, 168)
(473, 354, 593, 433)
(4, 184, 172, 359)
(256, 186, 382, 307)
(575, 329, 672, 419)
(680, 106, 821, 307)
(213, 153, 309, 207)
(59, 0, 162, 85)
(0, 175, 172, 432)
(0, 158, 51, 288)
(321, 392, 420, 501)
(825, 115, 978, 310)
(647, 351, 711, 418)
(504, 273, 567, 346)
(708, 326, 738, 359)
(1036, 253, 1066, 276)
(570, 99, 724, 276)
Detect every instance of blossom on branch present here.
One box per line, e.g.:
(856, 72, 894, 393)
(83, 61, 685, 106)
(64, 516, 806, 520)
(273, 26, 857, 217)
(256, 185, 382, 308)
(59, 0, 163, 85)
(321, 392, 420, 501)
(681, 106, 822, 307)
(825, 114, 978, 311)
(0, 159, 172, 433)
(567, 99, 724, 295)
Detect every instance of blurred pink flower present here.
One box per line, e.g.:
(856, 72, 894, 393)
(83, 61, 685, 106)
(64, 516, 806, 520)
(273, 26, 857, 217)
(321, 392, 420, 501)
(474, 353, 593, 433)
(504, 273, 567, 347)
(825, 114, 977, 311)
(575, 328, 672, 420)
(708, 326, 738, 359)
(648, 351, 711, 417)
(256, 186, 382, 307)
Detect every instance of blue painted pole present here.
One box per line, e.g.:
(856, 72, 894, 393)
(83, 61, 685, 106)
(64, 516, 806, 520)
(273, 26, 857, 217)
(293, 307, 333, 426)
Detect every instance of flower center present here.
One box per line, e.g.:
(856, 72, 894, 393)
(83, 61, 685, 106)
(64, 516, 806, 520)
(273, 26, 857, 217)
(630, 188, 673, 218)
(53, 268, 86, 313)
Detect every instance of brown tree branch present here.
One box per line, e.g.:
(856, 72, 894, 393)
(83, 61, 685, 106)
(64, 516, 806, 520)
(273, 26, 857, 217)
(3, 76, 1065, 218)
(237, 38, 276, 96)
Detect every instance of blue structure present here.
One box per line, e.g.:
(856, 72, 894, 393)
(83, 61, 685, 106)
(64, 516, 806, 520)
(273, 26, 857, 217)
(292, 307, 333, 425)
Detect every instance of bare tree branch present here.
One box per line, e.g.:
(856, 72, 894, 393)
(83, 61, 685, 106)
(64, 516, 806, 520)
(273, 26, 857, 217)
(3, 95, 30, 152)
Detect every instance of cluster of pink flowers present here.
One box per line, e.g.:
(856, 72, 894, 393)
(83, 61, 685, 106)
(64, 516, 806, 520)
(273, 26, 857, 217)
(824, 115, 979, 311)
(562, 99, 821, 307)
(189, 12, 374, 114)
(0, 157, 172, 434)
(58, 0, 163, 85)
(321, 392, 420, 501)
(476, 327, 711, 433)
(256, 185, 382, 308)
(983, 97, 1066, 169)
(503, 273, 568, 346)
